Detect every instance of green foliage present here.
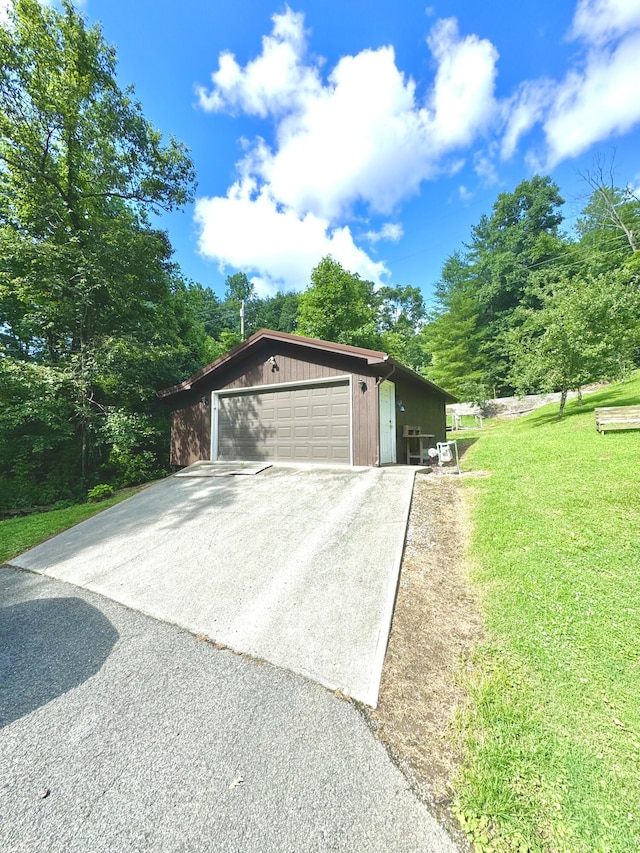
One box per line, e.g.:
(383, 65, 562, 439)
(252, 290, 299, 334)
(98, 409, 163, 488)
(87, 483, 114, 502)
(0, 358, 84, 509)
(297, 256, 380, 348)
(506, 270, 640, 414)
(454, 375, 640, 852)
(0, 0, 204, 507)
(424, 252, 487, 396)
(424, 171, 640, 401)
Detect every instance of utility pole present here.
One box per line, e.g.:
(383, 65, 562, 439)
(240, 300, 245, 340)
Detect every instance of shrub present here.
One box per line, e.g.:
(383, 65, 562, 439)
(87, 483, 115, 502)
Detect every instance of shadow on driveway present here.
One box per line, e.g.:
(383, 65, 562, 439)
(0, 577, 119, 728)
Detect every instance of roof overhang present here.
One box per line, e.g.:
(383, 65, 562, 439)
(158, 329, 457, 404)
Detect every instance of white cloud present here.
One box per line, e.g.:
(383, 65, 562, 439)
(501, 79, 554, 160)
(458, 185, 472, 202)
(365, 222, 404, 244)
(473, 150, 500, 184)
(194, 180, 388, 296)
(196, 6, 320, 118)
(570, 0, 640, 45)
(501, 0, 640, 167)
(195, 9, 502, 288)
(427, 18, 499, 148)
(251, 20, 499, 219)
(542, 30, 640, 166)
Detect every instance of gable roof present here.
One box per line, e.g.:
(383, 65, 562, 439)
(158, 329, 457, 403)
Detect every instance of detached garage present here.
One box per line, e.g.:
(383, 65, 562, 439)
(159, 330, 456, 468)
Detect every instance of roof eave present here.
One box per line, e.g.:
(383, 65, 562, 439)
(387, 358, 458, 403)
(158, 329, 389, 399)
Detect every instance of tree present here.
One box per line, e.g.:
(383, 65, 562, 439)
(253, 290, 299, 334)
(578, 160, 640, 256)
(0, 0, 195, 359)
(505, 271, 640, 416)
(423, 176, 568, 398)
(297, 256, 380, 348)
(0, 0, 200, 502)
(375, 284, 429, 371)
(422, 252, 487, 398)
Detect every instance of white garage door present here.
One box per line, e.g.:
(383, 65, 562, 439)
(217, 381, 351, 464)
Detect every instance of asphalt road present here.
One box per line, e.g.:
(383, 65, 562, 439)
(0, 566, 460, 853)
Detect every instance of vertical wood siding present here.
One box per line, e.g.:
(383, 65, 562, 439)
(393, 379, 447, 462)
(170, 401, 211, 466)
(218, 347, 345, 390)
(351, 374, 379, 466)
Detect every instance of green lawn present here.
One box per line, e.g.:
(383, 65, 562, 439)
(0, 492, 137, 565)
(453, 376, 640, 853)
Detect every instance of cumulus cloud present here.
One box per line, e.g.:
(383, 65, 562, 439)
(503, 0, 640, 167)
(427, 18, 499, 148)
(196, 7, 320, 117)
(542, 30, 640, 165)
(194, 7, 501, 290)
(500, 79, 555, 160)
(194, 180, 388, 297)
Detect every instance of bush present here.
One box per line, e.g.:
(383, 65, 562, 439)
(87, 483, 115, 502)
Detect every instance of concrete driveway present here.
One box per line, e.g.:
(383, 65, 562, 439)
(9, 465, 417, 706)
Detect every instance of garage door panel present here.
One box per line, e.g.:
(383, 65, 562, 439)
(218, 381, 350, 464)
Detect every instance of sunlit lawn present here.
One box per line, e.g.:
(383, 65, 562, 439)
(452, 375, 640, 853)
(0, 492, 138, 565)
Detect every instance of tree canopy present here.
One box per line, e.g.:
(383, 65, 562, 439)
(421, 172, 640, 407)
(0, 0, 202, 506)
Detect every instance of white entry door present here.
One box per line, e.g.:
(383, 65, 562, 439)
(378, 380, 397, 464)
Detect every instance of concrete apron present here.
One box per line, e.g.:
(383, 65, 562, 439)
(9, 465, 418, 707)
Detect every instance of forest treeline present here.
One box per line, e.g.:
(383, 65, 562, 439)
(1, 1, 638, 510)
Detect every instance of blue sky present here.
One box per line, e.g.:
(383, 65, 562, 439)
(31, 1, 640, 304)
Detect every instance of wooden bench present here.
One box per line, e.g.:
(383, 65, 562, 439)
(595, 405, 640, 433)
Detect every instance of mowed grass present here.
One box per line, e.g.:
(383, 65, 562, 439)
(453, 376, 640, 853)
(0, 492, 136, 565)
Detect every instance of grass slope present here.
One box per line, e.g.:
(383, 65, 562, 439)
(0, 493, 136, 565)
(454, 376, 640, 852)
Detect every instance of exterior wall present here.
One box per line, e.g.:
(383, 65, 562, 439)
(217, 343, 350, 390)
(166, 340, 448, 468)
(170, 400, 211, 467)
(208, 342, 380, 467)
(393, 378, 447, 463)
(351, 374, 379, 466)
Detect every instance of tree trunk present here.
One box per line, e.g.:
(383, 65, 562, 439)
(558, 388, 568, 418)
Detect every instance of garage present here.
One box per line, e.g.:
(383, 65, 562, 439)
(161, 329, 456, 468)
(215, 379, 351, 464)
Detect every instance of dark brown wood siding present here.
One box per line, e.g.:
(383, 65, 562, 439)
(170, 401, 211, 466)
(351, 374, 379, 466)
(393, 378, 447, 463)
(217, 346, 347, 390)
(209, 342, 381, 465)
